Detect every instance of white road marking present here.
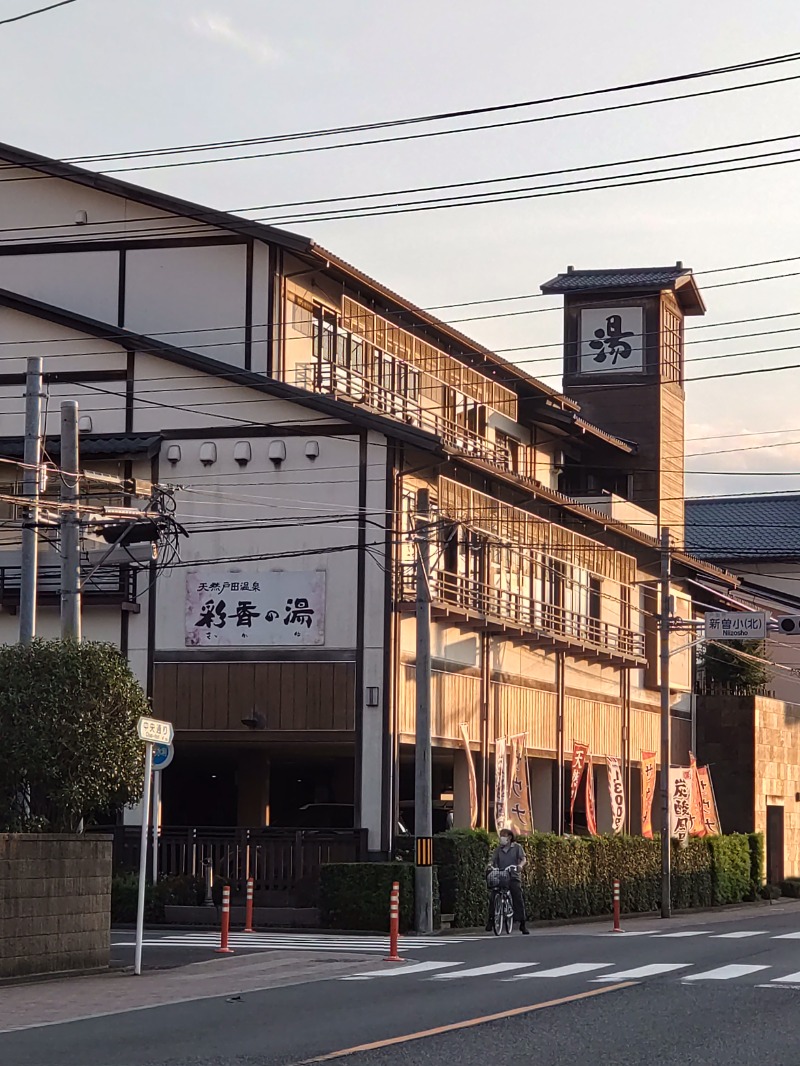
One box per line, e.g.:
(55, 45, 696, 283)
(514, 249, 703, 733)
(770, 971, 800, 983)
(595, 931, 652, 938)
(683, 964, 769, 981)
(711, 931, 768, 939)
(112, 933, 480, 954)
(591, 964, 690, 981)
(773, 932, 800, 940)
(652, 931, 710, 938)
(505, 963, 612, 980)
(430, 962, 534, 980)
(341, 962, 461, 980)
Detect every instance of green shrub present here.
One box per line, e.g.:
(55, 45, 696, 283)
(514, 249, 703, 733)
(780, 879, 800, 899)
(432, 829, 756, 926)
(747, 833, 765, 895)
(111, 873, 205, 924)
(435, 828, 493, 927)
(761, 883, 781, 901)
(320, 863, 416, 931)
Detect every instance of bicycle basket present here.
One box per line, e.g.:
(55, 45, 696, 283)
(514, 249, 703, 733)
(487, 868, 511, 889)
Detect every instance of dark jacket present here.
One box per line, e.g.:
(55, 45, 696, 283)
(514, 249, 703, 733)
(491, 841, 525, 880)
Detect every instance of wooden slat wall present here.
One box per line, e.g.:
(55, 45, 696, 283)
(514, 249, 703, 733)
(154, 661, 355, 731)
(493, 683, 557, 752)
(629, 707, 660, 760)
(398, 664, 482, 741)
(564, 696, 623, 759)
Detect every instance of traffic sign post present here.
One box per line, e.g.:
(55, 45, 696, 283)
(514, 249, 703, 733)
(705, 611, 768, 642)
(134, 717, 174, 976)
(150, 742, 174, 886)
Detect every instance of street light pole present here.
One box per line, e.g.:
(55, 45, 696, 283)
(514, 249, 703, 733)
(60, 401, 81, 642)
(660, 526, 672, 919)
(414, 487, 433, 934)
(19, 357, 44, 645)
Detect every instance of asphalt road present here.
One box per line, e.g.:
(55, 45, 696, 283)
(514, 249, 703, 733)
(6, 906, 800, 1066)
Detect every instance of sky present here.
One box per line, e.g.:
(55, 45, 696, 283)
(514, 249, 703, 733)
(2, 0, 800, 498)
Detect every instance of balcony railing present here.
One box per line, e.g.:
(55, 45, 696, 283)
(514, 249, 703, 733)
(396, 565, 645, 661)
(0, 564, 135, 606)
(294, 361, 512, 468)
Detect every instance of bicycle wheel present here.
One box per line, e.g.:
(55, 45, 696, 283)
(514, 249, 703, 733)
(502, 892, 514, 934)
(493, 891, 503, 935)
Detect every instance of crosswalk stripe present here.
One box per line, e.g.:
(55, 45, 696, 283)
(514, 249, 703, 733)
(431, 963, 533, 980)
(342, 962, 460, 980)
(652, 931, 709, 938)
(595, 931, 651, 938)
(711, 931, 768, 939)
(591, 963, 690, 981)
(773, 932, 800, 940)
(682, 964, 769, 981)
(506, 963, 611, 980)
(771, 971, 800, 983)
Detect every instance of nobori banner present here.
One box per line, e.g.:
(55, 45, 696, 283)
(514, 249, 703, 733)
(185, 570, 326, 647)
(705, 611, 768, 642)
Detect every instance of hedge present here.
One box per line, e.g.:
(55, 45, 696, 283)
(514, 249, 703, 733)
(433, 829, 760, 927)
(319, 863, 440, 932)
(748, 832, 765, 896)
(111, 873, 205, 923)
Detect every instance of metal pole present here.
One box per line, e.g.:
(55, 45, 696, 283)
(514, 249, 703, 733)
(151, 771, 160, 885)
(414, 488, 433, 934)
(134, 741, 153, 976)
(19, 357, 44, 645)
(660, 526, 672, 919)
(59, 401, 81, 642)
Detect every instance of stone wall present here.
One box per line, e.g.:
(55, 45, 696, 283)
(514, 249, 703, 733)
(0, 833, 112, 980)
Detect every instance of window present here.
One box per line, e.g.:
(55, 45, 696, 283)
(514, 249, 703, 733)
(320, 314, 336, 363)
(287, 292, 315, 337)
(351, 336, 365, 377)
(495, 430, 521, 473)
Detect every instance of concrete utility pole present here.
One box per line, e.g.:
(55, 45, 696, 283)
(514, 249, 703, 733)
(59, 401, 81, 642)
(414, 487, 433, 934)
(19, 357, 44, 645)
(660, 526, 672, 919)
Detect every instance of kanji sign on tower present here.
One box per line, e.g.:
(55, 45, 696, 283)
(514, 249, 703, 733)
(705, 611, 767, 641)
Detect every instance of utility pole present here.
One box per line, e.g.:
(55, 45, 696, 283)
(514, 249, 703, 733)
(659, 525, 672, 919)
(414, 487, 433, 934)
(19, 357, 44, 645)
(60, 401, 81, 642)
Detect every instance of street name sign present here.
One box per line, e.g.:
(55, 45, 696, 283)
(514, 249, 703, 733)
(705, 611, 768, 641)
(136, 716, 174, 745)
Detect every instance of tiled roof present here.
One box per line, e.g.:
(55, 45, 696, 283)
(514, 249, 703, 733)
(0, 434, 161, 460)
(541, 267, 691, 293)
(685, 495, 800, 559)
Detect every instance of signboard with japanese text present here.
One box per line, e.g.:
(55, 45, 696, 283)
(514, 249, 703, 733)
(585, 752, 598, 836)
(579, 307, 644, 375)
(696, 765, 721, 836)
(494, 736, 508, 831)
(459, 724, 479, 829)
(606, 756, 626, 835)
(506, 733, 533, 837)
(705, 611, 767, 642)
(669, 766, 694, 842)
(185, 570, 326, 647)
(689, 753, 706, 837)
(137, 717, 174, 745)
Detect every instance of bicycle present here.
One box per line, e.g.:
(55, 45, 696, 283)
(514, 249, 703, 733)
(486, 865, 517, 935)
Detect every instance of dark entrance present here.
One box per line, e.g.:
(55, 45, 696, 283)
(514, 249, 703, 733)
(766, 804, 785, 885)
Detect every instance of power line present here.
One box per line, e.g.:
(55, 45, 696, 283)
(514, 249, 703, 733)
(0, 0, 78, 26)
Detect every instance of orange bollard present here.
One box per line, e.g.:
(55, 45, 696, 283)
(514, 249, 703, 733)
(384, 880, 405, 962)
(216, 885, 234, 954)
(244, 877, 255, 933)
(612, 879, 623, 933)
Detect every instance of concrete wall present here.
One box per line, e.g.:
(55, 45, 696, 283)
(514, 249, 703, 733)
(0, 834, 112, 980)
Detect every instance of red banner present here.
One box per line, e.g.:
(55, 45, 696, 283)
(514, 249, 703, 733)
(585, 752, 598, 836)
(569, 741, 589, 833)
(689, 753, 706, 837)
(696, 765, 721, 836)
(641, 751, 657, 839)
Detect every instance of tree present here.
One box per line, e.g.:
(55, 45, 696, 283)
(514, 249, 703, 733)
(701, 639, 770, 696)
(0, 640, 147, 832)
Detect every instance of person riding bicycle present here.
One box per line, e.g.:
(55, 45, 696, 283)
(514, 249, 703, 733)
(486, 828, 529, 934)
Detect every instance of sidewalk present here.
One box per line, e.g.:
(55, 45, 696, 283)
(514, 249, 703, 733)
(0, 949, 377, 1034)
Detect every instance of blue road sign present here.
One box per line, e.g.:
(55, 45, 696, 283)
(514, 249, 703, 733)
(152, 742, 174, 771)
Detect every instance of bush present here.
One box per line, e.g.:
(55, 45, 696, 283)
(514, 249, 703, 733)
(319, 863, 440, 932)
(435, 828, 493, 927)
(780, 879, 800, 899)
(433, 829, 757, 927)
(761, 883, 781, 901)
(747, 832, 765, 895)
(111, 873, 205, 924)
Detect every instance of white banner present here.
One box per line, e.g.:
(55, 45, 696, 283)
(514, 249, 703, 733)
(669, 767, 694, 842)
(606, 756, 626, 835)
(185, 569, 325, 647)
(494, 736, 508, 831)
